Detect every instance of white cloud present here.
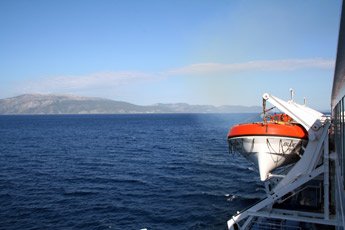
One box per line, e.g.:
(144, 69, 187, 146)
(15, 58, 335, 96)
(166, 58, 334, 75)
(19, 71, 157, 94)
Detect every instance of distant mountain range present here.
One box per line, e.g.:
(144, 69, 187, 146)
(0, 94, 261, 114)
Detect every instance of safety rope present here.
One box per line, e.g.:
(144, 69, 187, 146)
(266, 138, 295, 165)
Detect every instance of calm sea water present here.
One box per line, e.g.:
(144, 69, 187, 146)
(0, 114, 264, 229)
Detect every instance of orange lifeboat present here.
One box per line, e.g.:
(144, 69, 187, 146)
(228, 122, 308, 139)
(227, 114, 308, 181)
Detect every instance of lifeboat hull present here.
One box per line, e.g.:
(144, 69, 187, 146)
(229, 136, 306, 180)
(228, 122, 308, 181)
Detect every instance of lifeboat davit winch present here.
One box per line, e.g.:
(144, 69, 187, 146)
(227, 113, 308, 181)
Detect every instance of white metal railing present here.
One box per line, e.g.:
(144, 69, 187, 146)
(250, 219, 302, 230)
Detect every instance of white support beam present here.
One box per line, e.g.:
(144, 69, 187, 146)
(262, 93, 323, 132)
(247, 211, 338, 226)
(227, 165, 325, 229)
(273, 122, 330, 191)
(273, 208, 326, 218)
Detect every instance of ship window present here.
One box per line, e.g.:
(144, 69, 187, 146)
(340, 100, 343, 180)
(333, 96, 345, 190)
(339, 98, 342, 177)
(339, 97, 345, 181)
(334, 103, 339, 172)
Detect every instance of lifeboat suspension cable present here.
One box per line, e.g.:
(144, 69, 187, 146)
(262, 98, 277, 124)
(263, 98, 267, 124)
(266, 139, 294, 164)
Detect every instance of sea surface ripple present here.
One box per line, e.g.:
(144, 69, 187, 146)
(0, 114, 264, 229)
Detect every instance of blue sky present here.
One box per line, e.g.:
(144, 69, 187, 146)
(0, 0, 342, 110)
